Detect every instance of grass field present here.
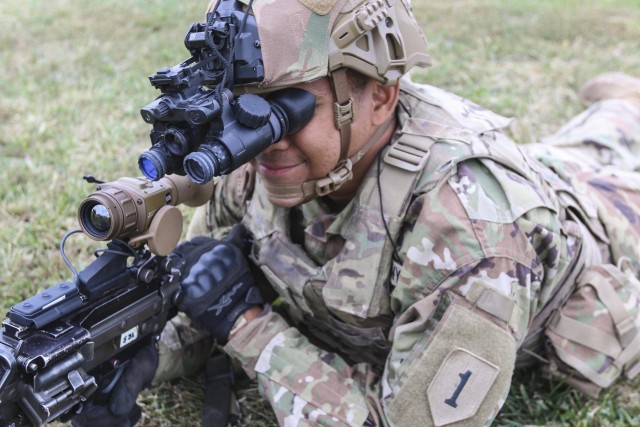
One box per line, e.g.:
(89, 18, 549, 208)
(1, 1, 639, 426)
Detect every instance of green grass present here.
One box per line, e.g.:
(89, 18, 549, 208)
(1, 0, 639, 426)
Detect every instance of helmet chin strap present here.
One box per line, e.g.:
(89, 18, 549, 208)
(262, 113, 394, 205)
(330, 68, 355, 163)
(262, 69, 393, 205)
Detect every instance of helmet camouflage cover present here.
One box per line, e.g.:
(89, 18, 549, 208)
(210, 0, 431, 90)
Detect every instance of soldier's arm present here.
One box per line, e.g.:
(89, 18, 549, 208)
(222, 253, 539, 426)
(380, 168, 559, 426)
(222, 178, 553, 426)
(382, 257, 538, 426)
(224, 310, 377, 426)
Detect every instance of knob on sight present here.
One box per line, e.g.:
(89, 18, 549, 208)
(233, 94, 271, 128)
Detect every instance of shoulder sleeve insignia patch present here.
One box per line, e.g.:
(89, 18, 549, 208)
(427, 348, 500, 426)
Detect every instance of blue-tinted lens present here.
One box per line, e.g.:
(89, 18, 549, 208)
(139, 157, 159, 180)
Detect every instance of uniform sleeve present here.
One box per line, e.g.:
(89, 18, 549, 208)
(381, 257, 538, 426)
(224, 310, 379, 427)
(381, 159, 564, 426)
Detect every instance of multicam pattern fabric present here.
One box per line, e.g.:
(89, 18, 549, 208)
(182, 78, 640, 426)
(155, 313, 213, 384)
(248, 0, 347, 88)
(528, 99, 640, 174)
(526, 99, 640, 271)
(546, 262, 640, 397)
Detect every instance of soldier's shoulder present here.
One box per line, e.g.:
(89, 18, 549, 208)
(399, 77, 512, 133)
(395, 79, 557, 221)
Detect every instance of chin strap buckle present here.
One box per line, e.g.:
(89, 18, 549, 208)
(315, 159, 354, 196)
(333, 97, 354, 128)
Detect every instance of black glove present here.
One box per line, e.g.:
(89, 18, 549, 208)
(173, 224, 263, 344)
(70, 343, 159, 427)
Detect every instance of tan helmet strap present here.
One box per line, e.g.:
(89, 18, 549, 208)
(261, 178, 321, 202)
(329, 68, 354, 162)
(262, 115, 394, 203)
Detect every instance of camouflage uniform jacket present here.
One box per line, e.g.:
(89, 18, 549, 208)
(188, 77, 616, 426)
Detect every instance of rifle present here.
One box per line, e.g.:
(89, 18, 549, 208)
(0, 0, 316, 422)
(0, 175, 213, 426)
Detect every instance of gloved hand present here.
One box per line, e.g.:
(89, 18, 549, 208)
(70, 343, 159, 427)
(172, 224, 263, 344)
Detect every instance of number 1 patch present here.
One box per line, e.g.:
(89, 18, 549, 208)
(427, 348, 500, 426)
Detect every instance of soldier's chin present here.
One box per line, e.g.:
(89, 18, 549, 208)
(266, 192, 317, 208)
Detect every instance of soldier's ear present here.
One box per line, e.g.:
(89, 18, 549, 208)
(370, 81, 400, 126)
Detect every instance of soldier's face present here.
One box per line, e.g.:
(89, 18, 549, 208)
(252, 78, 341, 188)
(252, 77, 389, 207)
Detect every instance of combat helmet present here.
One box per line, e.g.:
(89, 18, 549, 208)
(210, 0, 431, 202)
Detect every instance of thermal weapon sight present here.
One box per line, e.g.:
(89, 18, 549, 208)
(78, 175, 213, 256)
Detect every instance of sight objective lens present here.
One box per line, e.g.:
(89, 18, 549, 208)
(90, 204, 111, 232)
(79, 200, 113, 239)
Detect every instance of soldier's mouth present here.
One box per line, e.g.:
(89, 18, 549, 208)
(257, 161, 304, 177)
